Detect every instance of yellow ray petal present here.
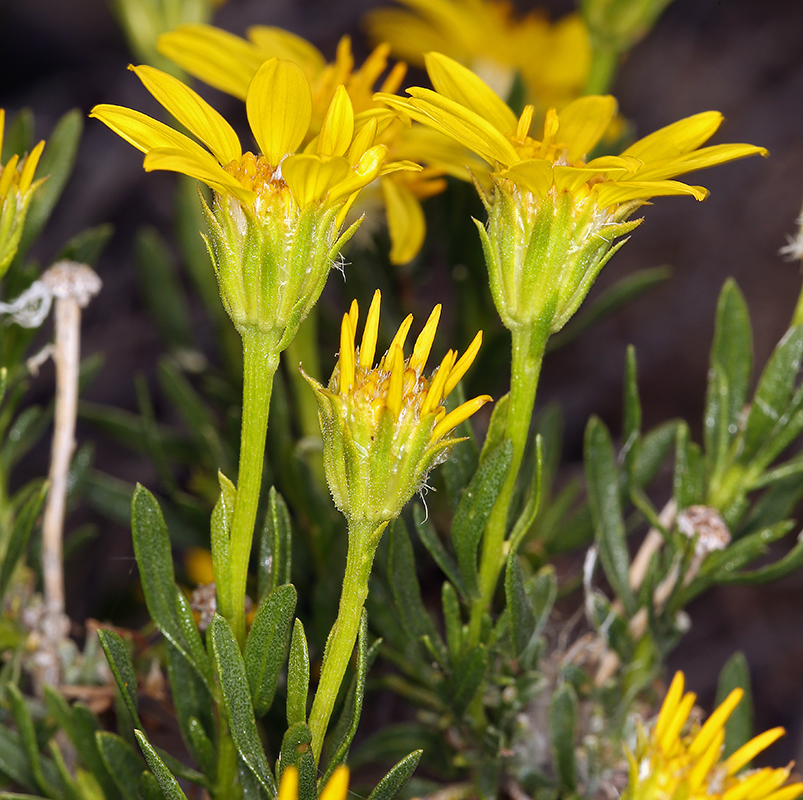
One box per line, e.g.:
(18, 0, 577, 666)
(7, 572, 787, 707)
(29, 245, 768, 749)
(654, 673, 685, 746)
(359, 290, 382, 369)
(283, 153, 350, 206)
(688, 687, 743, 757)
(142, 148, 255, 202)
(725, 728, 786, 776)
(130, 64, 241, 166)
(348, 299, 359, 333)
(382, 314, 414, 369)
(277, 766, 299, 800)
(0, 153, 18, 198)
(631, 143, 769, 182)
(339, 311, 356, 392)
(386, 344, 405, 416)
(594, 179, 708, 206)
(658, 691, 696, 755)
(90, 104, 204, 155)
(410, 304, 442, 372)
(444, 330, 482, 396)
(0, 108, 5, 154)
(403, 88, 520, 167)
(247, 59, 312, 166)
(498, 159, 553, 196)
(247, 25, 327, 76)
(421, 349, 456, 415)
(688, 728, 725, 790)
(318, 85, 355, 157)
(157, 24, 264, 100)
(432, 394, 492, 441)
(555, 95, 617, 162)
(622, 111, 724, 161)
(424, 52, 518, 136)
(19, 140, 45, 195)
(319, 766, 350, 800)
(765, 785, 803, 800)
(325, 145, 388, 205)
(348, 116, 378, 165)
(381, 177, 427, 265)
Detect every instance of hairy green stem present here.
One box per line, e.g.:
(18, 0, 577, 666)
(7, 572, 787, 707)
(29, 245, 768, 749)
(468, 324, 547, 645)
(308, 517, 387, 762)
(224, 328, 280, 647)
(584, 44, 620, 96)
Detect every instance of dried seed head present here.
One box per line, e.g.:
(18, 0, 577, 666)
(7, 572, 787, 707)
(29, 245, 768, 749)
(677, 505, 731, 557)
(41, 260, 102, 307)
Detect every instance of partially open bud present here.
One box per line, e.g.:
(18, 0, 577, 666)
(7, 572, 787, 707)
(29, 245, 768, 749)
(304, 290, 491, 525)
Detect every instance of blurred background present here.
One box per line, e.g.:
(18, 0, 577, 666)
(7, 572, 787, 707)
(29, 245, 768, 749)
(2, 0, 803, 766)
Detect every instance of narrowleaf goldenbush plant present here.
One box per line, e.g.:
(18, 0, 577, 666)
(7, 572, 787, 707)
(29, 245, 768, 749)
(3, 1, 803, 800)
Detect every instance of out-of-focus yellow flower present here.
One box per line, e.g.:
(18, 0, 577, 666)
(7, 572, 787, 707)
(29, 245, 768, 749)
(623, 672, 803, 800)
(91, 61, 417, 339)
(157, 23, 473, 263)
(364, 0, 591, 112)
(377, 53, 767, 334)
(279, 764, 350, 800)
(0, 110, 45, 279)
(304, 290, 491, 525)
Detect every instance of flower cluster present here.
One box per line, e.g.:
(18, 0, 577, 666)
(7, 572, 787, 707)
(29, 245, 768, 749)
(91, 60, 417, 341)
(304, 290, 491, 525)
(377, 53, 767, 334)
(0, 110, 45, 279)
(623, 672, 803, 800)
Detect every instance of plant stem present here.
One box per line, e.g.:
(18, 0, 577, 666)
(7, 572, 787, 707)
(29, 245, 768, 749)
(467, 324, 548, 646)
(308, 517, 387, 762)
(225, 327, 280, 647)
(584, 44, 620, 95)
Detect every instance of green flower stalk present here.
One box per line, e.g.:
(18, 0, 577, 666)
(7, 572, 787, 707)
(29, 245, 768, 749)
(304, 290, 491, 760)
(92, 60, 416, 644)
(0, 110, 45, 280)
(377, 51, 767, 645)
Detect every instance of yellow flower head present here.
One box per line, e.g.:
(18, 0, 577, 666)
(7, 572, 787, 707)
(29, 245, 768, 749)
(91, 61, 412, 339)
(623, 672, 803, 800)
(156, 23, 470, 263)
(279, 765, 349, 800)
(305, 290, 491, 524)
(376, 53, 767, 334)
(0, 110, 45, 278)
(364, 0, 591, 112)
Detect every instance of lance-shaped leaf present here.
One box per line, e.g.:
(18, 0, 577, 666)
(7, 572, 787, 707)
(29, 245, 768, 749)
(96, 731, 146, 800)
(135, 731, 190, 800)
(388, 519, 447, 666)
(413, 503, 467, 601)
(210, 615, 277, 796)
(550, 683, 578, 792)
(287, 619, 310, 727)
(0, 480, 47, 601)
(245, 583, 297, 717)
(258, 487, 293, 601)
(585, 417, 635, 615)
(673, 423, 705, 511)
(716, 652, 753, 761)
(367, 750, 423, 800)
(98, 629, 141, 728)
(278, 723, 317, 800)
(440, 644, 487, 718)
(506, 553, 535, 658)
(451, 440, 513, 597)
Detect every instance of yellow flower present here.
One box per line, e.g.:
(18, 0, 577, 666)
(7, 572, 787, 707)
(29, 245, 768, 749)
(376, 53, 767, 334)
(279, 765, 349, 800)
(0, 110, 45, 278)
(623, 672, 803, 800)
(156, 23, 470, 263)
(91, 60, 414, 340)
(304, 290, 491, 524)
(364, 0, 591, 112)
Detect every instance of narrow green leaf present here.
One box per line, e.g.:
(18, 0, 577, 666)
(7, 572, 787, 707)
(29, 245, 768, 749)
(505, 553, 535, 657)
(258, 487, 292, 602)
(174, 588, 214, 689)
(521, 566, 557, 669)
(584, 417, 635, 614)
(1, 406, 48, 471)
(412, 504, 467, 601)
(622, 345, 642, 482)
(245, 584, 297, 717)
(508, 434, 543, 554)
(139, 771, 166, 800)
(366, 750, 423, 800)
(451, 440, 513, 598)
(55, 224, 114, 266)
(0, 481, 47, 601)
(742, 326, 803, 462)
(277, 724, 316, 800)
(440, 644, 487, 718)
(286, 619, 310, 728)
(210, 615, 277, 796)
(320, 611, 369, 786)
(634, 420, 681, 489)
(134, 731, 189, 800)
(479, 394, 508, 464)
(0, 726, 35, 790)
(18, 109, 83, 257)
(135, 227, 194, 351)
(673, 423, 705, 511)
(7, 684, 60, 797)
(211, 470, 236, 626)
(2, 108, 33, 161)
(96, 732, 146, 800)
(387, 519, 447, 666)
(440, 384, 480, 509)
(704, 363, 731, 482)
(98, 629, 141, 728)
(716, 652, 753, 761)
(441, 582, 463, 664)
(549, 683, 578, 791)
